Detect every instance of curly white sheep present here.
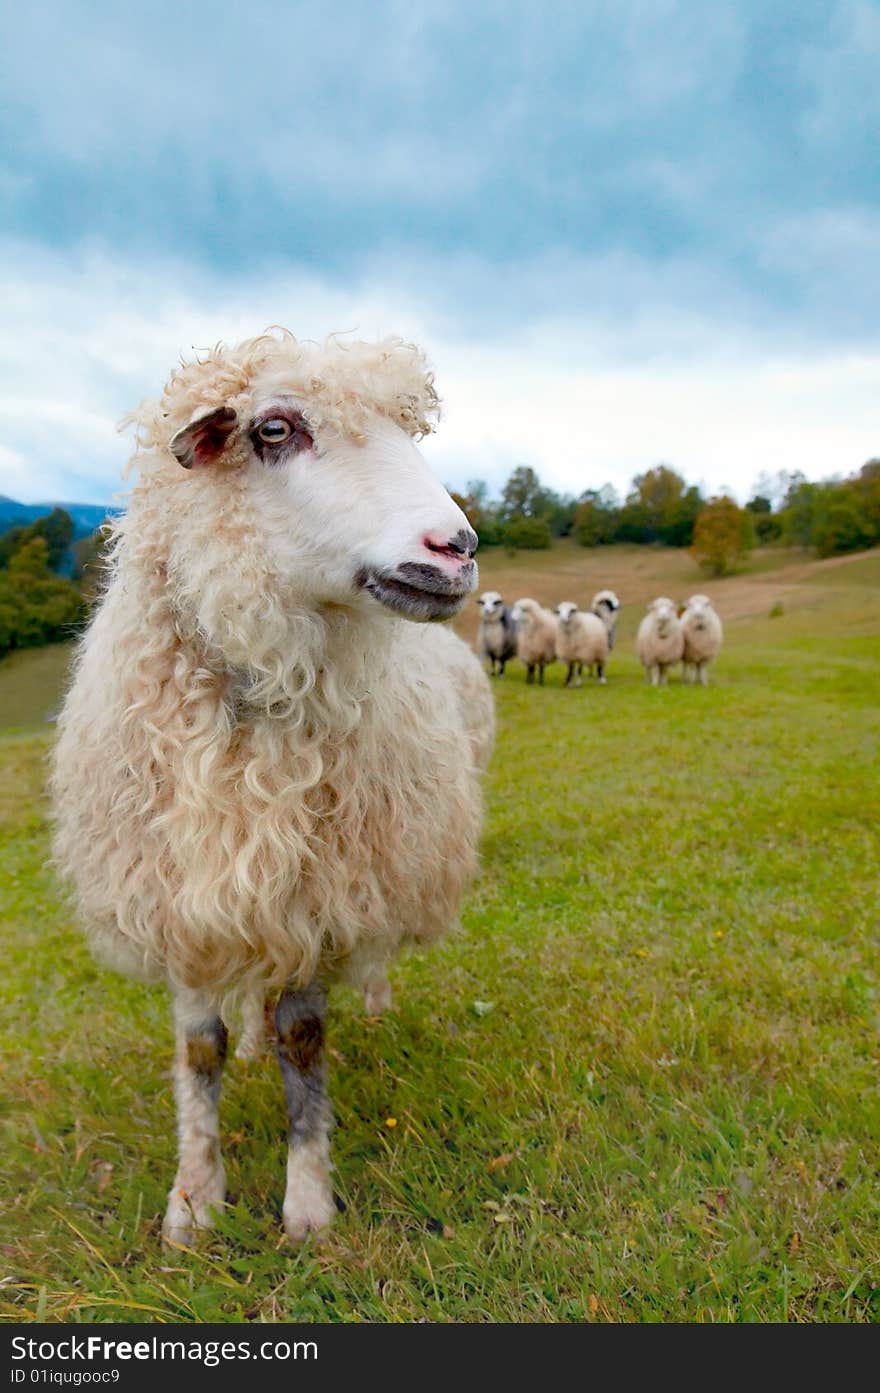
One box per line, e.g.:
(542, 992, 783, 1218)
(680, 593, 723, 684)
(511, 597, 557, 684)
(554, 601, 610, 686)
(51, 329, 494, 1247)
(636, 596, 684, 685)
(590, 589, 621, 651)
(477, 590, 518, 676)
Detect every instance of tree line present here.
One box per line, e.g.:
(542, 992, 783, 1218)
(450, 458, 880, 573)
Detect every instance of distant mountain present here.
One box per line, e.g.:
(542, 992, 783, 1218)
(0, 496, 121, 540)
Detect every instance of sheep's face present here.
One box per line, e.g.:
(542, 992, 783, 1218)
(478, 591, 504, 620)
(169, 401, 478, 624)
(684, 594, 713, 629)
(510, 598, 538, 628)
(555, 601, 579, 627)
(649, 597, 678, 631)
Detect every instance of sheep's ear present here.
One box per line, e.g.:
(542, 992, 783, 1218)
(169, 406, 238, 469)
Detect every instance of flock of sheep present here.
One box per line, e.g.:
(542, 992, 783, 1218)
(478, 589, 724, 687)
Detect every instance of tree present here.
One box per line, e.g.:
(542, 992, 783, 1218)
(573, 487, 619, 546)
(617, 465, 703, 546)
(500, 465, 550, 521)
(812, 486, 875, 557)
(692, 496, 754, 576)
(501, 514, 551, 550)
(746, 494, 782, 543)
(781, 479, 820, 548)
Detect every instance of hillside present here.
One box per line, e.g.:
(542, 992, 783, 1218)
(0, 494, 119, 540)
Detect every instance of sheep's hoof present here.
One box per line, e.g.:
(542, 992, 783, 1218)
(162, 1179, 225, 1247)
(282, 1141, 335, 1245)
(364, 976, 393, 1016)
(282, 1185, 336, 1245)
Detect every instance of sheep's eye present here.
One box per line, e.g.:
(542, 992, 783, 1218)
(257, 419, 292, 444)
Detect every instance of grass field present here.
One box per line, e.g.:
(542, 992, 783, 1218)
(1, 544, 879, 1322)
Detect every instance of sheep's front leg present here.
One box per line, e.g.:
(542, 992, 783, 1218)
(163, 991, 227, 1245)
(275, 983, 335, 1244)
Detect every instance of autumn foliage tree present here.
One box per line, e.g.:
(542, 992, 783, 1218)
(691, 496, 755, 576)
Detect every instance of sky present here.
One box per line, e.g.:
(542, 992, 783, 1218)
(1, 0, 878, 506)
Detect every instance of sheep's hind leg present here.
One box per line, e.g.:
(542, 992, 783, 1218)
(163, 991, 228, 1245)
(235, 987, 267, 1060)
(364, 969, 393, 1015)
(275, 982, 335, 1244)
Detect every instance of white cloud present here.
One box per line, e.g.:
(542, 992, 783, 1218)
(1, 241, 877, 507)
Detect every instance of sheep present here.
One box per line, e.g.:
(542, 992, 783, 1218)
(554, 601, 610, 686)
(636, 596, 684, 685)
(477, 590, 518, 676)
(511, 597, 557, 684)
(680, 593, 723, 685)
(51, 329, 494, 1247)
(590, 589, 621, 651)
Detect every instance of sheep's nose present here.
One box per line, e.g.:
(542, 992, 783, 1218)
(424, 527, 478, 561)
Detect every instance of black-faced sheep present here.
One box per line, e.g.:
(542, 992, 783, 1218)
(511, 597, 557, 684)
(680, 594, 723, 684)
(590, 589, 621, 651)
(636, 597, 685, 685)
(554, 601, 610, 686)
(51, 330, 494, 1247)
(477, 590, 518, 676)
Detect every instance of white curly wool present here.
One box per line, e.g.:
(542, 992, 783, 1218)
(52, 328, 493, 1004)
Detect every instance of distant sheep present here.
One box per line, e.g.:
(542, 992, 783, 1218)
(51, 328, 493, 1247)
(555, 601, 609, 686)
(511, 597, 557, 684)
(680, 594, 723, 685)
(636, 597, 684, 685)
(477, 590, 518, 676)
(590, 590, 621, 651)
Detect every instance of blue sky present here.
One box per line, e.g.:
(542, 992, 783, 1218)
(1, 0, 878, 503)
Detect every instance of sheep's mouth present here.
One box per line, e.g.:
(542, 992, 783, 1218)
(357, 562, 476, 622)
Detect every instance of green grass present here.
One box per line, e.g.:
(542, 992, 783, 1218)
(0, 643, 72, 731)
(1, 547, 879, 1322)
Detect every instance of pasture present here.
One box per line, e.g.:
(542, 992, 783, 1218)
(1, 544, 879, 1322)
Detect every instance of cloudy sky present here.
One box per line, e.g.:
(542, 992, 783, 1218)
(1, 0, 878, 505)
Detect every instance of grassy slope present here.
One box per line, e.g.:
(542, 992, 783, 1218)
(1, 546, 878, 1322)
